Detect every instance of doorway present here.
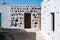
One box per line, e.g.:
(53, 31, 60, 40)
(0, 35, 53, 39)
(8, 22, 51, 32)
(24, 13, 31, 28)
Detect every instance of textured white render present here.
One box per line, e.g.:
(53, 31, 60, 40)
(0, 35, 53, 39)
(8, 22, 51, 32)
(41, 0, 60, 40)
(1, 5, 41, 30)
(1, 5, 11, 28)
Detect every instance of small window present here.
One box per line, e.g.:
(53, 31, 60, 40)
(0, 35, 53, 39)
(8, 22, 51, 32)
(51, 12, 55, 31)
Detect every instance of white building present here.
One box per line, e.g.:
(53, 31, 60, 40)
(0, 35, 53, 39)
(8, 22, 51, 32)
(0, 1, 45, 40)
(41, 0, 60, 40)
(1, 0, 60, 40)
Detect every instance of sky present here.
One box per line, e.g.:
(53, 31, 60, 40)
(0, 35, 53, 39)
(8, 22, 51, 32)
(0, 0, 43, 5)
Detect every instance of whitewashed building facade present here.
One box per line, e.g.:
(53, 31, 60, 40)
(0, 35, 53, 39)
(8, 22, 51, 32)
(0, 0, 60, 40)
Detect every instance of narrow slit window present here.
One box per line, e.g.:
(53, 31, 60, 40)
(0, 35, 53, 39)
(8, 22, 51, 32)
(51, 12, 55, 31)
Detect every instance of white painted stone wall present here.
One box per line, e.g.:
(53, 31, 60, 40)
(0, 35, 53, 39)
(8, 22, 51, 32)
(41, 0, 60, 40)
(1, 5, 41, 31)
(1, 5, 11, 28)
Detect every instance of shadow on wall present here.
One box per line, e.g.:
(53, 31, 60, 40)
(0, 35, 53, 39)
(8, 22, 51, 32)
(0, 28, 36, 40)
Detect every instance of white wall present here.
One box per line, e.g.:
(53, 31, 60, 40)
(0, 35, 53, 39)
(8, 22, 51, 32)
(41, 0, 60, 40)
(1, 5, 11, 28)
(1, 5, 41, 30)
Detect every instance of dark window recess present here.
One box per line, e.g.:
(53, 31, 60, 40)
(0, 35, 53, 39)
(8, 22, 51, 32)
(11, 21, 13, 23)
(19, 13, 21, 15)
(34, 16, 36, 18)
(35, 8, 37, 9)
(15, 11, 17, 12)
(32, 20, 34, 22)
(38, 17, 39, 18)
(12, 17, 14, 19)
(30, 10, 33, 12)
(20, 23, 22, 24)
(27, 8, 28, 10)
(34, 26, 36, 27)
(18, 11, 19, 12)
(14, 23, 17, 26)
(34, 10, 35, 12)
(32, 7, 34, 9)
(20, 17, 22, 19)
(35, 22, 38, 24)
(11, 14, 13, 16)
(51, 12, 55, 31)
(11, 23, 13, 25)
(36, 11, 38, 12)
(33, 14, 35, 16)
(11, 22, 13, 25)
(15, 19, 18, 22)
(11, 8, 13, 10)
(17, 8, 19, 10)
(35, 8, 41, 10)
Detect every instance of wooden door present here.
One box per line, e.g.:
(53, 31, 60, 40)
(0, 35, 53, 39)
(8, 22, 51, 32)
(24, 13, 31, 28)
